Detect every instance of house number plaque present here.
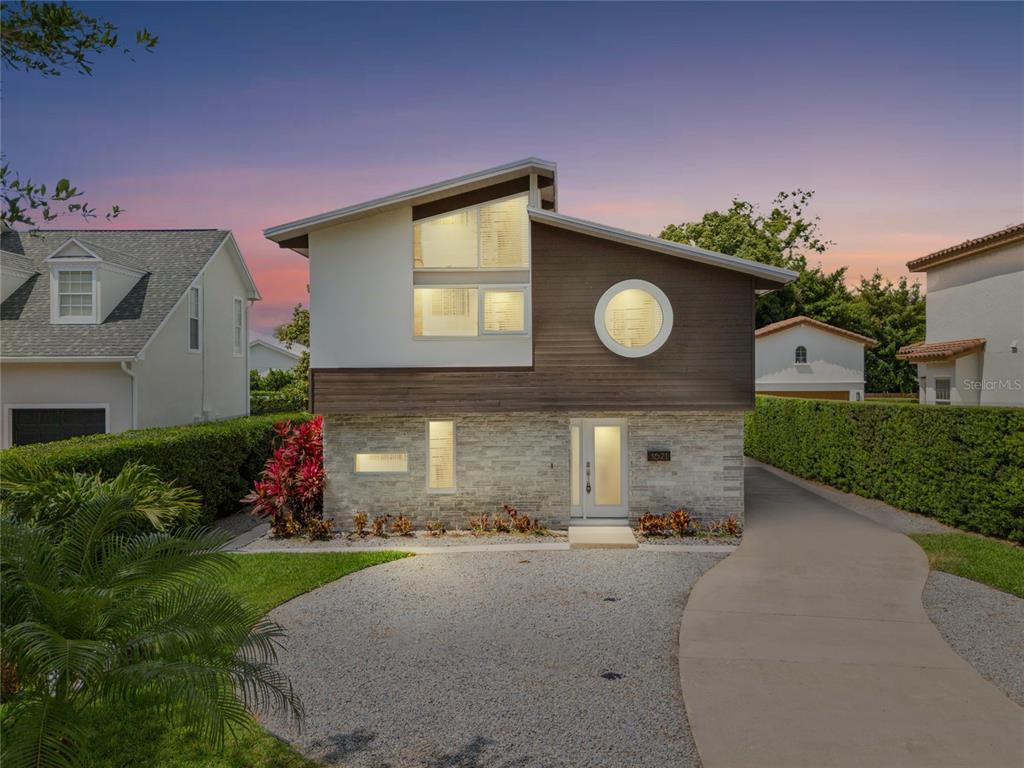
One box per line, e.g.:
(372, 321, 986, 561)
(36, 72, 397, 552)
(647, 450, 671, 462)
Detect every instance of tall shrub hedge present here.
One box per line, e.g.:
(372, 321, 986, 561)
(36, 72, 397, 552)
(745, 397, 1024, 542)
(0, 412, 311, 523)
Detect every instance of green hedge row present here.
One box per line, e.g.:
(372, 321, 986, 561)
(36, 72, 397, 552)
(744, 397, 1024, 542)
(250, 388, 307, 415)
(0, 412, 312, 523)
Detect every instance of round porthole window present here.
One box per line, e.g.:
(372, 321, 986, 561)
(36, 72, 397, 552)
(594, 279, 674, 358)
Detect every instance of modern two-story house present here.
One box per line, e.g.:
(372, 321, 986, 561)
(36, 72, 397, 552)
(264, 159, 796, 528)
(897, 223, 1023, 407)
(755, 316, 877, 401)
(1, 229, 260, 446)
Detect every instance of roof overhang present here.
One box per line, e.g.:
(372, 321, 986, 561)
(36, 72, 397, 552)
(528, 208, 797, 290)
(907, 223, 1024, 272)
(263, 157, 557, 252)
(0, 355, 136, 363)
(755, 315, 879, 347)
(896, 338, 986, 363)
(249, 338, 303, 359)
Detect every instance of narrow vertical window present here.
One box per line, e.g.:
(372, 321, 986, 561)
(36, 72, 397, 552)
(188, 286, 201, 352)
(427, 420, 455, 491)
(935, 378, 951, 405)
(795, 346, 807, 364)
(233, 297, 244, 355)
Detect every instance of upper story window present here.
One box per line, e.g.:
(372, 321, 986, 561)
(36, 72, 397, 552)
(413, 286, 529, 338)
(413, 193, 529, 270)
(594, 279, 673, 358)
(795, 346, 808, 364)
(188, 285, 201, 352)
(233, 297, 244, 355)
(55, 269, 96, 323)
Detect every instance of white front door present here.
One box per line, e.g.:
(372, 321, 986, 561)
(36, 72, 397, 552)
(570, 418, 628, 519)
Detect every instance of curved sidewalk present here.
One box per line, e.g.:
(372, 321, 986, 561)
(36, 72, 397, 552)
(679, 466, 1024, 768)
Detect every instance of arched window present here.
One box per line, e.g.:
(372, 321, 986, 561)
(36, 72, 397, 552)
(795, 346, 807, 364)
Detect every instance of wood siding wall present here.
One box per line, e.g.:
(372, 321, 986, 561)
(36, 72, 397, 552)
(312, 222, 757, 413)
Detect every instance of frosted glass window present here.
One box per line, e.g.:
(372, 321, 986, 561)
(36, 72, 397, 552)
(482, 289, 526, 333)
(480, 194, 529, 268)
(414, 288, 478, 337)
(355, 453, 408, 473)
(604, 289, 663, 348)
(57, 270, 93, 317)
(593, 426, 621, 506)
(428, 420, 455, 490)
(570, 425, 580, 507)
(414, 209, 478, 269)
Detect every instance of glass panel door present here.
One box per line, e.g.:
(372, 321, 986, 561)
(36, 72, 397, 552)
(570, 419, 628, 519)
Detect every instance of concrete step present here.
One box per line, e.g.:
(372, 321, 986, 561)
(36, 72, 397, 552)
(568, 525, 638, 549)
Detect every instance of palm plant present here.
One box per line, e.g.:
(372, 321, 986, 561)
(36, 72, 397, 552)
(0, 467, 303, 768)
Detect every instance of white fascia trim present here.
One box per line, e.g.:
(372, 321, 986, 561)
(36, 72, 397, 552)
(43, 237, 101, 262)
(528, 208, 798, 285)
(263, 157, 557, 241)
(249, 339, 302, 360)
(1, 355, 135, 363)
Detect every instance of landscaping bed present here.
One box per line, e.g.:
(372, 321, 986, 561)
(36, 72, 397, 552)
(243, 527, 568, 550)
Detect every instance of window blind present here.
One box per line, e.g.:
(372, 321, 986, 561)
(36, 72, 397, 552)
(355, 453, 408, 473)
(428, 420, 455, 490)
(604, 288, 663, 348)
(482, 289, 525, 333)
(414, 210, 478, 269)
(479, 194, 529, 268)
(413, 287, 478, 336)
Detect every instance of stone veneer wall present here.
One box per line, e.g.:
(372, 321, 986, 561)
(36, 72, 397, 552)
(323, 411, 744, 530)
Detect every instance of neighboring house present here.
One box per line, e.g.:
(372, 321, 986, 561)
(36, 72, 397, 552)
(249, 333, 307, 375)
(0, 230, 261, 446)
(264, 158, 796, 528)
(755, 316, 877, 401)
(897, 223, 1024, 407)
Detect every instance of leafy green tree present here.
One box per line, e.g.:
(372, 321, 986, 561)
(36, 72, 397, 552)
(274, 303, 311, 389)
(660, 190, 925, 392)
(1, 2, 157, 228)
(0, 465, 302, 768)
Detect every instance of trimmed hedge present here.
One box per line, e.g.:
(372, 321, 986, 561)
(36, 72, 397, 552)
(250, 388, 307, 415)
(0, 412, 312, 523)
(745, 396, 1024, 542)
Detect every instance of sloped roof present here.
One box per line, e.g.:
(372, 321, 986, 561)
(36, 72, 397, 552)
(907, 223, 1024, 271)
(1, 250, 38, 275)
(1, 229, 249, 358)
(755, 316, 879, 347)
(249, 332, 307, 357)
(528, 208, 797, 287)
(896, 338, 986, 363)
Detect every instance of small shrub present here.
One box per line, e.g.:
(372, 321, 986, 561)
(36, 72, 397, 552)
(305, 517, 335, 541)
(426, 519, 446, 536)
(492, 512, 511, 533)
(705, 519, 723, 536)
(352, 511, 368, 536)
(669, 508, 691, 537)
(371, 514, 390, 537)
(508, 505, 540, 534)
(469, 513, 490, 534)
(638, 513, 671, 536)
(721, 515, 742, 536)
(391, 514, 413, 536)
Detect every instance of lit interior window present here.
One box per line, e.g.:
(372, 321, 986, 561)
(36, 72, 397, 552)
(413, 210, 478, 269)
(413, 287, 479, 337)
(482, 289, 526, 333)
(479, 195, 529, 268)
(354, 453, 408, 473)
(604, 288, 663, 348)
(428, 420, 455, 490)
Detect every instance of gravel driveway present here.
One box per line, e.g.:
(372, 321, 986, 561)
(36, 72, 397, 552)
(265, 550, 725, 767)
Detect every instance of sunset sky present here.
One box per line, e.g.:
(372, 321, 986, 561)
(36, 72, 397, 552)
(5, 1, 1022, 333)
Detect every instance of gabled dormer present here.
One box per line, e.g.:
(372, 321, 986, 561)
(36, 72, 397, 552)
(44, 237, 147, 324)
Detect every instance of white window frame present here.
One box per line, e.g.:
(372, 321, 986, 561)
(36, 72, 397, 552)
(412, 284, 530, 339)
(426, 419, 456, 494)
(50, 267, 98, 324)
(795, 346, 808, 365)
(412, 191, 531, 272)
(594, 279, 674, 358)
(935, 377, 952, 405)
(353, 452, 409, 475)
(233, 297, 244, 356)
(187, 285, 202, 353)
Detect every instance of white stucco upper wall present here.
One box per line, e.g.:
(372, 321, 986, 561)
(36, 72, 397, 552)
(308, 206, 532, 368)
(755, 324, 866, 386)
(250, 343, 300, 374)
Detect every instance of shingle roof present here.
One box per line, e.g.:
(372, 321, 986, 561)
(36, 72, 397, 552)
(896, 338, 986, 363)
(1, 229, 230, 358)
(907, 223, 1024, 271)
(1, 250, 38, 274)
(755, 315, 879, 347)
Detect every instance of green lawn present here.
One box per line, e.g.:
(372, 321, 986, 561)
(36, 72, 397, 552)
(910, 533, 1024, 598)
(84, 550, 410, 768)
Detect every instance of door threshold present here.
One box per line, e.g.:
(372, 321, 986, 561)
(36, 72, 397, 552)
(569, 517, 631, 527)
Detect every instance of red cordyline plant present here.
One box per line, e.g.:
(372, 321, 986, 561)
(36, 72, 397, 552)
(242, 416, 329, 538)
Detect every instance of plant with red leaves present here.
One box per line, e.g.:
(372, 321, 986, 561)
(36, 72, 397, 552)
(241, 416, 327, 538)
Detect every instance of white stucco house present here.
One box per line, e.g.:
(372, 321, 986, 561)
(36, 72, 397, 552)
(897, 223, 1023, 407)
(0, 229, 261, 446)
(249, 333, 307, 375)
(755, 316, 878, 401)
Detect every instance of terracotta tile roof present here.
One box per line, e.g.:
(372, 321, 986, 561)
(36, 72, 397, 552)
(755, 316, 879, 348)
(896, 338, 986, 363)
(907, 222, 1024, 271)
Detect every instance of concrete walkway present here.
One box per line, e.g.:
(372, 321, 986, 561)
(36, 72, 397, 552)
(679, 467, 1024, 768)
